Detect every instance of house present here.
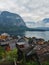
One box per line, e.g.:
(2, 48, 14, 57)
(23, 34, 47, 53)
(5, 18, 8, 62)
(0, 39, 17, 50)
(1, 33, 10, 36)
(0, 44, 11, 52)
(0, 33, 11, 41)
(32, 37, 38, 45)
(16, 38, 29, 49)
(0, 33, 17, 50)
(23, 36, 29, 42)
(36, 38, 45, 45)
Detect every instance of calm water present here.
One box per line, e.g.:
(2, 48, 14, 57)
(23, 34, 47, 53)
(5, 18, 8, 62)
(24, 31, 49, 41)
(0, 31, 49, 41)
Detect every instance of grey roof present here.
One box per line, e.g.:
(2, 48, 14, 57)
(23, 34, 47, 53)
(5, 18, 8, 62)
(18, 38, 26, 42)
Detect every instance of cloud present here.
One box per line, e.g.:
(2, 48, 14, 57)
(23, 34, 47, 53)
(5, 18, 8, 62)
(0, 0, 49, 22)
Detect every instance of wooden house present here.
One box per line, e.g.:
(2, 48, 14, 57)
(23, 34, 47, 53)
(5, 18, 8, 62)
(16, 38, 29, 49)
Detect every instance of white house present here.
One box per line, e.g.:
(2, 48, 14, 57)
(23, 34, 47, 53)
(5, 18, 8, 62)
(1, 33, 10, 37)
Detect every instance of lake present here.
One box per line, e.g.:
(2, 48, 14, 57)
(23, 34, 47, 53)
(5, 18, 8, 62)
(0, 31, 49, 41)
(24, 31, 49, 41)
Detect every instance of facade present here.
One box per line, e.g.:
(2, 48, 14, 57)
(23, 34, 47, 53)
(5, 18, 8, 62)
(0, 39, 17, 50)
(37, 39, 45, 45)
(0, 33, 10, 41)
(16, 38, 29, 49)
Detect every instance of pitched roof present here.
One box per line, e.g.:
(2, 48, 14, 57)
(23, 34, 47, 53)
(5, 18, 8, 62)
(1, 33, 10, 36)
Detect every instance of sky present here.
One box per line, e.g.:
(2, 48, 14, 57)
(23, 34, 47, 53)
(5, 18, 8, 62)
(0, 0, 49, 22)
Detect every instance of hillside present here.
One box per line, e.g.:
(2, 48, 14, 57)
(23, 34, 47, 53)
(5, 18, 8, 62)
(0, 11, 26, 32)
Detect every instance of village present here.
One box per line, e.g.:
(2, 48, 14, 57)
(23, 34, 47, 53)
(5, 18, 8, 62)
(0, 33, 49, 65)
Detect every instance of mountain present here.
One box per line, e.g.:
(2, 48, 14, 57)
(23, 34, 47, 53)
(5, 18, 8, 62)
(0, 11, 49, 34)
(35, 27, 49, 31)
(26, 19, 49, 31)
(0, 11, 26, 32)
(26, 18, 49, 30)
(42, 18, 49, 23)
(27, 27, 49, 31)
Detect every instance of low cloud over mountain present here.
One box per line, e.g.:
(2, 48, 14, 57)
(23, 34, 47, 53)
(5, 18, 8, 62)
(26, 18, 49, 28)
